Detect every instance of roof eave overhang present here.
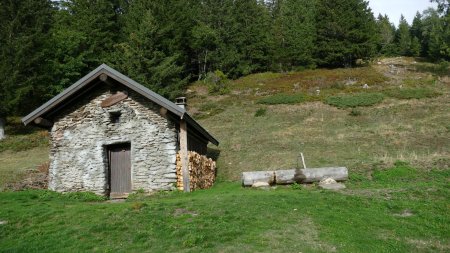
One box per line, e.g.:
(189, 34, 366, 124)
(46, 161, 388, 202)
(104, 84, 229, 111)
(21, 64, 219, 146)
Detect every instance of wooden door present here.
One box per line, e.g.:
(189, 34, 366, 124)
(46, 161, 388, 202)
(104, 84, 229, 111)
(108, 143, 131, 198)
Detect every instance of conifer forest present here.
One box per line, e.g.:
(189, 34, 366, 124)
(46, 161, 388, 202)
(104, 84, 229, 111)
(0, 0, 449, 118)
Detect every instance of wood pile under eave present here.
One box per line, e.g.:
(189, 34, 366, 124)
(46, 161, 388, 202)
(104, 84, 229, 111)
(176, 151, 216, 191)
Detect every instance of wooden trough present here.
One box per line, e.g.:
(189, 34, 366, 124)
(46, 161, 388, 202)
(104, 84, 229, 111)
(242, 167, 348, 186)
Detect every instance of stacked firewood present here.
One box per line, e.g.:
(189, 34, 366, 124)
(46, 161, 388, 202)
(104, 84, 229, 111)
(176, 153, 183, 190)
(176, 151, 216, 191)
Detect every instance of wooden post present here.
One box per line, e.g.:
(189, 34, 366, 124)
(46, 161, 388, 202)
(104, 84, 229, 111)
(300, 153, 307, 169)
(179, 119, 190, 192)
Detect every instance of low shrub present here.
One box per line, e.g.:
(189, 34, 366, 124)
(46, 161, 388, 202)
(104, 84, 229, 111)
(254, 108, 267, 117)
(291, 182, 302, 190)
(384, 88, 440, 100)
(325, 93, 384, 108)
(436, 60, 450, 75)
(349, 108, 362, 116)
(204, 70, 229, 95)
(258, 93, 306, 105)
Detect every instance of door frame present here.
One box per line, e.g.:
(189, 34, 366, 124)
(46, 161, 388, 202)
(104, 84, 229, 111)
(106, 142, 131, 198)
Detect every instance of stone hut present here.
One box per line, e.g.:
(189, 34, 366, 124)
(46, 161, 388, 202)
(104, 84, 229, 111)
(22, 64, 218, 198)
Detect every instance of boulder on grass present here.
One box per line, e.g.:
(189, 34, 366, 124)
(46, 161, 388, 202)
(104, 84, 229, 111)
(318, 177, 346, 190)
(242, 171, 275, 187)
(252, 182, 270, 188)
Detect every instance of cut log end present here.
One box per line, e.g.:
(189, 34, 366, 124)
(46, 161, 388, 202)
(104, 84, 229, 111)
(99, 73, 108, 81)
(34, 117, 53, 128)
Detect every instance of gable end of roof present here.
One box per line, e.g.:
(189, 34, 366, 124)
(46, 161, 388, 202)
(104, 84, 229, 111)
(21, 64, 219, 146)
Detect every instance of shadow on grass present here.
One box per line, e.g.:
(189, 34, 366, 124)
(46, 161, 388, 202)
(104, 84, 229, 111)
(207, 147, 221, 178)
(207, 147, 221, 162)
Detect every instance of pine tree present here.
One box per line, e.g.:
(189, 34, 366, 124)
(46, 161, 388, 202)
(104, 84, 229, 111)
(431, 0, 450, 60)
(0, 0, 54, 124)
(272, 0, 317, 71)
(315, 0, 377, 67)
(225, 0, 272, 77)
(432, 0, 450, 15)
(395, 15, 412, 56)
(410, 36, 421, 56)
(421, 8, 445, 60)
(188, 0, 225, 79)
(411, 13, 423, 44)
(111, 0, 188, 99)
(376, 14, 397, 55)
(190, 23, 220, 79)
(410, 12, 425, 56)
(49, 0, 123, 90)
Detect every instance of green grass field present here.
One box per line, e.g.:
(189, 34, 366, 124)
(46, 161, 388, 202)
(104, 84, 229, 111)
(0, 164, 448, 252)
(0, 57, 449, 252)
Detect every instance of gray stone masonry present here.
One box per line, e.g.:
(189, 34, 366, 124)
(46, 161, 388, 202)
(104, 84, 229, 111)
(49, 84, 178, 195)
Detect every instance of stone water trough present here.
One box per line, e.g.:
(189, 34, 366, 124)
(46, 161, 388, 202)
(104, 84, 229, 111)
(242, 167, 348, 190)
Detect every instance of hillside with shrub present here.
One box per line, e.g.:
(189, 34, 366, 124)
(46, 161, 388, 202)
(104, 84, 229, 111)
(187, 57, 449, 181)
(0, 57, 449, 252)
(0, 0, 449, 251)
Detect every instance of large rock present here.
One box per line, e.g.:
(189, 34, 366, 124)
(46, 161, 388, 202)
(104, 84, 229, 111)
(318, 178, 346, 190)
(297, 167, 348, 183)
(242, 171, 275, 186)
(319, 178, 337, 184)
(252, 182, 270, 188)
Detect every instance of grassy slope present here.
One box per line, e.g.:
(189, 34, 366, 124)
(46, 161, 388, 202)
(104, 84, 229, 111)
(0, 118, 49, 189)
(0, 148, 49, 189)
(190, 57, 450, 180)
(200, 96, 449, 180)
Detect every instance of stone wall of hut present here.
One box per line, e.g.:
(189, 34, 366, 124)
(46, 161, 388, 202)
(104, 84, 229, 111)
(49, 84, 178, 195)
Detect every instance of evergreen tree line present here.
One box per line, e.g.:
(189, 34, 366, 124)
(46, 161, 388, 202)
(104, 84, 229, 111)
(376, 6, 450, 60)
(0, 0, 449, 120)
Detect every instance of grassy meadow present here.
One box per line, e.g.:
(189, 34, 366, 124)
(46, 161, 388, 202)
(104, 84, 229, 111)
(0, 57, 449, 252)
(0, 164, 448, 252)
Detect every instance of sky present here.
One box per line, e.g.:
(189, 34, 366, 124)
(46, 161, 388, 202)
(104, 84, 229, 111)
(368, 0, 438, 27)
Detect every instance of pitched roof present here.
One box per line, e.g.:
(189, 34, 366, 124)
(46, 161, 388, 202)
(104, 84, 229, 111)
(22, 64, 219, 146)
